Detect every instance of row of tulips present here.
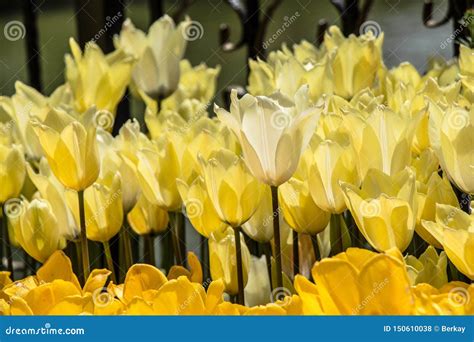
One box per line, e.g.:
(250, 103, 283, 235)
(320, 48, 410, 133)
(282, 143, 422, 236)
(0, 14, 473, 314)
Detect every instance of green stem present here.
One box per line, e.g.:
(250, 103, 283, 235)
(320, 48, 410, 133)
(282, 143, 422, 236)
(103, 241, 117, 284)
(170, 212, 184, 266)
(145, 234, 156, 266)
(330, 214, 342, 256)
(78, 190, 90, 283)
(120, 226, 133, 270)
(1, 206, 13, 276)
(292, 230, 299, 278)
(74, 240, 83, 277)
(271, 186, 283, 290)
(310, 234, 320, 261)
(263, 242, 273, 289)
(233, 226, 245, 305)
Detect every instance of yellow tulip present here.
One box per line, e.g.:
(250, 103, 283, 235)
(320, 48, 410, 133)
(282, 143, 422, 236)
(428, 102, 474, 194)
(30, 108, 100, 191)
(422, 204, 474, 279)
(115, 16, 189, 100)
(84, 172, 123, 242)
(176, 177, 225, 238)
(459, 45, 474, 77)
(199, 149, 263, 227)
(415, 172, 459, 248)
(216, 85, 321, 186)
(307, 134, 359, 214)
(324, 26, 383, 99)
(341, 168, 417, 252)
(127, 194, 169, 235)
(405, 246, 448, 288)
(295, 247, 414, 314)
(11, 198, 67, 262)
(65, 38, 133, 114)
(26, 160, 78, 239)
(241, 186, 274, 243)
(209, 227, 251, 295)
(0, 143, 25, 203)
(162, 60, 221, 109)
(136, 135, 182, 211)
(279, 177, 330, 235)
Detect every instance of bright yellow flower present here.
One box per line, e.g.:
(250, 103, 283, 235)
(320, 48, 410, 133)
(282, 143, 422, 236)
(31, 108, 100, 191)
(66, 38, 133, 114)
(199, 149, 263, 227)
(0, 143, 25, 203)
(85, 172, 123, 242)
(422, 204, 474, 279)
(295, 248, 414, 314)
(209, 227, 251, 295)
(216, 85, 321, 186)
(176, 177, 225, 238)
(279, 177, 330, 235)
(341, 168, 417, 252)
(127, 194, 169, 235)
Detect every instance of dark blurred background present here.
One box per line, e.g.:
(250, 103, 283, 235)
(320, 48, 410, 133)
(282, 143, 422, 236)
(0, 0, 456, 101)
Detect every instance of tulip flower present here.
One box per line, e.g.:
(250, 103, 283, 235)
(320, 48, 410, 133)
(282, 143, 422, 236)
(405, 246, 448, 288)
(30, 107, 100, 191)
(307, 134, 359, 214)
(241, 186, 274, 243)
(415, 172, 459, 248)
(244, 256, 271, 307)
(294, 248, 415, 314)
(176, 177, 225, 238)
(428, 102, 474, 194)
(127, 194, 169, 236)
(216, 85, 320, 186)
(341, 168, 417, 252)
(0, 143, 26, 204)
(324, 26, 383, 99)
(422, 204, 474, 279)
(209, 227, 251, 296)
(65, 38, 133, 115)
(115, 16, 190, 100)
(279, 178, 330, 236)
(199, 149, 263, 227)
(11, 198, 67, 262)
(136, 135, 182, 211)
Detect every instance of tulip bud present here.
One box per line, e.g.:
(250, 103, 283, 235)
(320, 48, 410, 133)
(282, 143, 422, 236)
(241, 186, 274, 243)
(209, 227, 251, 295)
(405, 246, 448, 288)
(0, 144, 25, 203)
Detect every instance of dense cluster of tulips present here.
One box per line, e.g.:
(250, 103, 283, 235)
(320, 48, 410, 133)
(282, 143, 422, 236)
(0, 15, 473, 315)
